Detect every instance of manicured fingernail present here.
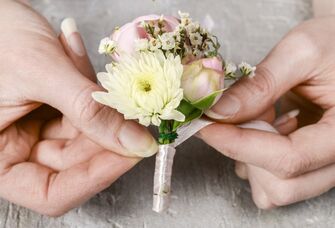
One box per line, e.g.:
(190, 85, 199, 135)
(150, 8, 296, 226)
(61, 18, 86, 57)
(273, 109, 300, 126)
(118, 121, 158, 157)
(205, 94, 240, 120)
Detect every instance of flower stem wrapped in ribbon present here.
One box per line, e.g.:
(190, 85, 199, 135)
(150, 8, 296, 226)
(93, 11, 256, 213)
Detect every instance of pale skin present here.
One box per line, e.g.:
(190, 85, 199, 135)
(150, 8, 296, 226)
(201, 16, 335, 209)
(0, 0, 158, 216)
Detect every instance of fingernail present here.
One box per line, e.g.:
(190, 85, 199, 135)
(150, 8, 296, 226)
(205, 94, 240, 120)
(273, 109, 300, 126)
(118, 121, 158, 157)
(61, 18, 86, 57)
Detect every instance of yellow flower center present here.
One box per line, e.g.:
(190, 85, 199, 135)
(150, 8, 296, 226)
(136, 74, 154, 93)
(138, 79, 152, 92)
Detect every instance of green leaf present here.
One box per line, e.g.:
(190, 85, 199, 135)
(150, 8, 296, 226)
(172, 100, 203, 131)
(191, 89, 226, 110)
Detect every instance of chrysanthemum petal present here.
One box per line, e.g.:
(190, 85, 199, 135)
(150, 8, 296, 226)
(161, 110, 185, 122)
(94, 51, 184, 126)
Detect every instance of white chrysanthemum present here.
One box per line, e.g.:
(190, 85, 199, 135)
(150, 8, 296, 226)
(238, 62, 256, 78)
(135, 39, 149, 52)
(92, 51, 185, 126)
(160, 32, 176, 50)
(98, 37, 117, 55)
(149, 38, 162, 51)
(189, 32, 203, 46)
(224, 61, 237, 75)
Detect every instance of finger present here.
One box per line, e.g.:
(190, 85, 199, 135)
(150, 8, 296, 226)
(275, 117, 298, 135)
(199, 121, 292, 178)
(0, 103, 41, 131)
(59, 18, 95, 81)
(248, 163, 335, 207)
(30, 133, 109, 171)
(41, 117, 79, 140)
(31, 21, 158, 157)
(0, 150, 139, 216)
(235, 161, 248, 180)
(255, 107, 275, 123)
(273, 109, 300, 135)
(247, 166, 275, 210)
(200, 113, 335, 178)
(41, 18, 96, 140)
(206, 30, 317, 123)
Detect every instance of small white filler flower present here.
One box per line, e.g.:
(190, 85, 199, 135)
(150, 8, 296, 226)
(149, 38, 162, 52)
(178, 11, 191, 26)
(92, 51, 185, 127)
(98, 37, 117, 55)
(224, 61, 237, 77)
(160, 32, 176, 50)
(238, 61, 257, 78)
(189, 32, 203, 47)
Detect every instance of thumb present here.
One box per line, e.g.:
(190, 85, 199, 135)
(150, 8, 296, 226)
(41, 68, 157, 158)
(33, 20, 158, 158)
(206, 32, 316, 123)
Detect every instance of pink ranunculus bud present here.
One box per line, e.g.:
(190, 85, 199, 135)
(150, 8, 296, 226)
(182, 57, 224, 103)
(111, 15, 179, 60)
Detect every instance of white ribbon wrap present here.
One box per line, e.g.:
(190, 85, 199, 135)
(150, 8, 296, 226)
(152, 119, 278, 213)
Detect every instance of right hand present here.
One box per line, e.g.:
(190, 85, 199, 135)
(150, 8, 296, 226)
(200, 16, 335, 208)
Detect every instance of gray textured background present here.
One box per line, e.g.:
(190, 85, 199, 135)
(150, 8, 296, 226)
(2, 0, 331, 227)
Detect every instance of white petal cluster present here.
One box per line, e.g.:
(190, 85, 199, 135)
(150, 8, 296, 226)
(92, 51, 185, 126)
(178, 11, 191, 26)
(98, 37, 117, 55)
(238, 62, 256, 78)
(149, 38, 162, 51)
(189, 32, 203, 46)
(224, 61, 237, 76)
(185, 22, 200, 34)
(160, 32, 176, 50)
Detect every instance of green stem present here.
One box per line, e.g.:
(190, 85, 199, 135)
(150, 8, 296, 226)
(158, 120, 177, 145)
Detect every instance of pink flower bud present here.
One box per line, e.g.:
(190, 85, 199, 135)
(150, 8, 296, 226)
(182, 57, 224, 103)
(112, 15, 179, 60)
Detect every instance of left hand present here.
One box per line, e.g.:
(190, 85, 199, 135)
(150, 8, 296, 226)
(0, 1, 141, 215)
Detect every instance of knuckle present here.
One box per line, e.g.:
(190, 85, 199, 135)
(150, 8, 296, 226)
(275, 151, 311, 179)
(284, 28, 320, 60)
(240, 65, 277, 103)
(235, 162, 248, 180)
(223, 148, 239, 160)
(268, 181, 297, 206)
(73, 85, 103, 124)
(40, 206, 66, 217)
(252, 193, 273, 210)
(72, 85, 117, 130)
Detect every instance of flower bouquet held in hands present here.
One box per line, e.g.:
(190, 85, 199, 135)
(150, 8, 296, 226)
(93, 11, 255, 213)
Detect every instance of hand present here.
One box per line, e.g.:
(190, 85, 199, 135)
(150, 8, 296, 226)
(0, 0, 157, 216)
(200, 16, 335, 208)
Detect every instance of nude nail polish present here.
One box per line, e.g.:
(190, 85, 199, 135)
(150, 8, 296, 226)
(61, 18, 86, 57)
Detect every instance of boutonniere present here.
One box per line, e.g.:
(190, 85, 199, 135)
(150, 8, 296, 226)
(93, 11, 255, 213)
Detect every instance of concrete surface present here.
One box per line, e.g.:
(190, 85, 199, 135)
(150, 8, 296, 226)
(2, 0, 332, 227)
